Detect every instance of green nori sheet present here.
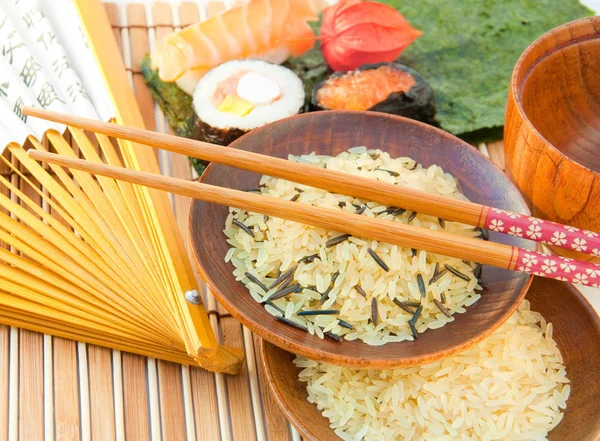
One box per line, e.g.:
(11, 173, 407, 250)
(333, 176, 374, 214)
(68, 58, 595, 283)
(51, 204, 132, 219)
(383, 0, 593, 137)
(140, 55, 208, 175)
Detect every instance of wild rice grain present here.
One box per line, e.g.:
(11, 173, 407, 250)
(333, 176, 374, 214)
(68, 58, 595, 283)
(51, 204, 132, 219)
(268, 265, 299, 290)
(367, 248, 390, 272)
(299, 253, 320, 264)
(275, 316, 307, 332)
(267, 283, 301, 301)
(371, 298, 379, 326)
(232, 219, 255, 238)
(355, 204, 367, 215)
(474, 263, 483, 280)
(429, 269, 448, 285)
(440, 292, 447, 303)
(410, 305, 423, 325)
(324, 331, 343, 342)
(434, 298, 452, 318)
(354, 285, 367, 298)
(264, 301, 285, 315)
(409, 321, 419, 339)
(392, 207, 406, 216)
(244, 272, 268, 293)
(439, 218, 446, 229)
(298, 310, 340, 316)
(376, 168, 400, 177)
(444, 264, 471, 281)
(417, 274, 426, 297)
(326, 234, 351, 248)
(407, 211, 417, 224)
(290, 193, 301, 202)
(338, 319, 354, 330)
(393, 298, 415, 314)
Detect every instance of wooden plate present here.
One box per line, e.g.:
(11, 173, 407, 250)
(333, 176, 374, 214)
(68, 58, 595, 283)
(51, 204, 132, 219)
(190, 110, 534, 368)
(261, 278, 600, 441)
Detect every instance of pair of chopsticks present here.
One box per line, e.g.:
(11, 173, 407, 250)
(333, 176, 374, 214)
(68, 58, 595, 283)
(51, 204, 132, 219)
(23, 107, 600, 287)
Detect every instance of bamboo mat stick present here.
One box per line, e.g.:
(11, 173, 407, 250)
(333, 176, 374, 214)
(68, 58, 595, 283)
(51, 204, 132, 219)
(190, 364, 222, 441)
(88, 346, 117, 441)
(0, 325, 8, 441)
(112, 350, 125, 441)
(221, 317, 258, 441)
(157, 361, 186, 441)
(77, 342, 91, 441)
(243, 326, 267, 441)
(19, 330, 44, 441)
(146, 358, 162, 441)
(181, 365, 197, 441)
(53, 338, 81, 441)
(121, 353, 151, 441)
(8, 328, 18, 441)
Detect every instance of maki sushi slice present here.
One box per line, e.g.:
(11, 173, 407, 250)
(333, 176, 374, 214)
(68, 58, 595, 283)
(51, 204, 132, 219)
(193, 60, 305, 145)
(312, 63, 436, 125)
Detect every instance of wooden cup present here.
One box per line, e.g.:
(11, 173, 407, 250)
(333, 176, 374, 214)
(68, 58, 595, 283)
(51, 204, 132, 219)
(505, 16, 600, 260)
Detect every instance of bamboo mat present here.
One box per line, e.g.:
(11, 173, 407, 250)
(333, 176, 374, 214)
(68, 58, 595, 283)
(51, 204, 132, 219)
(0, 2, 507, 440)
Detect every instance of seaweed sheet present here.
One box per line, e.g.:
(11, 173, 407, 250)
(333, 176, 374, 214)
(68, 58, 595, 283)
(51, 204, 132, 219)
(387, 0, 593, 137)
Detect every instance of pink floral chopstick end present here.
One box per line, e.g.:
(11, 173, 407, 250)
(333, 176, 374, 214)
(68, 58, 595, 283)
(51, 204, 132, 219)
(484, 208, 600, 257)
(515, 249, 600, 287)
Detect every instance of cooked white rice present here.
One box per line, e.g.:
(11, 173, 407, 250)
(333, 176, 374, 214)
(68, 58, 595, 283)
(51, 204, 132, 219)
(296, 300, 569, 441)
(223, 148, 483, 344)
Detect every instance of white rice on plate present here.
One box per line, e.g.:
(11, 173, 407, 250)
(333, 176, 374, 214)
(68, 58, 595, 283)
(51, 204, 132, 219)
(296, 300, 569, 441)
(223, 148, 483, 344)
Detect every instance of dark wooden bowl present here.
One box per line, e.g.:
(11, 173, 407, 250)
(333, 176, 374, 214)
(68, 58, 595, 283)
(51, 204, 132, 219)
(261, 278, 600, 441)
(505, 16, 600, 260)
(190, 110, 534, 368)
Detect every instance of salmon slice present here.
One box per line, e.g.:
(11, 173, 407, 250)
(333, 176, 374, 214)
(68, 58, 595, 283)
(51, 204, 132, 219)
(316, 66, 417, 111)
(151, 0, 324, 83)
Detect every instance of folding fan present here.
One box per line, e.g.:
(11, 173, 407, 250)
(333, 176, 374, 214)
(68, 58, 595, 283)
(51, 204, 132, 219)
(0, 0, 243, 374)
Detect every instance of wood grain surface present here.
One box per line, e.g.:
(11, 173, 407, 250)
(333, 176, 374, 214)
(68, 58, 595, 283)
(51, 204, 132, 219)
(505, 17, 600, 244)
(262, 277, 600, 441)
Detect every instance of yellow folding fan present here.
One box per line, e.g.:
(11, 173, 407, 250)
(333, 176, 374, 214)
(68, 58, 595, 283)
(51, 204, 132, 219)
(0, 0, 243, 374)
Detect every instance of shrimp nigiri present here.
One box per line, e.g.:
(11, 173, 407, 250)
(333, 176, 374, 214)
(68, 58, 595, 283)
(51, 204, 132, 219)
(151, 0, 328, 94)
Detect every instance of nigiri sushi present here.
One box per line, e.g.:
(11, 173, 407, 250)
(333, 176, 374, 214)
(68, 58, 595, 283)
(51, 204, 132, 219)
(151, 0, 327, 94)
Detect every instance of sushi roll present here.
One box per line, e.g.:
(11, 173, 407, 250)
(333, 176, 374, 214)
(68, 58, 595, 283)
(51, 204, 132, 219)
(192, 60, 305, 145)
(312, 63, 436, 125)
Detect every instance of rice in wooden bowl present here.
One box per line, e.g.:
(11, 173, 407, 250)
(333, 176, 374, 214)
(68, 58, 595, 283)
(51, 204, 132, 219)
(190, 110, 534, 368)
(261, 278, 600, 441)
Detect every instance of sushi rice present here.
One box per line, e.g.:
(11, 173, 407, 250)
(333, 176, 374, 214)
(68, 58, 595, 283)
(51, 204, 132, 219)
(223, 148, 483, 345)
(193, 59, 305, 131)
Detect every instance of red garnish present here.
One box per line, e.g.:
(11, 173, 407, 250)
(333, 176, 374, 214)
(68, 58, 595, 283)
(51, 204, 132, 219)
(320, 0, 422, 71)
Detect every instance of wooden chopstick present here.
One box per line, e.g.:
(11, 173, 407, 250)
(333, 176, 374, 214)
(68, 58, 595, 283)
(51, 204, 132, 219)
(27, 150, 600, 287)
(22, 106, 600, 258)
